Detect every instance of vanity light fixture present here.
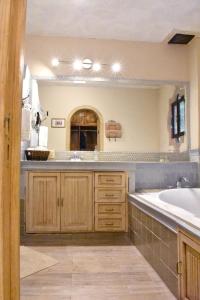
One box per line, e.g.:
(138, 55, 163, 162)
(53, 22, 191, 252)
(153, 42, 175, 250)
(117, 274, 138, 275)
(111, 62, 121, 73)
(51, 58, 121, 73)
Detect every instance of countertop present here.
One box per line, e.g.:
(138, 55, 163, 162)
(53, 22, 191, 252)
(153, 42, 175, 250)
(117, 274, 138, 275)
(21, 159, 196, 170)
(20, 160, 138, 171)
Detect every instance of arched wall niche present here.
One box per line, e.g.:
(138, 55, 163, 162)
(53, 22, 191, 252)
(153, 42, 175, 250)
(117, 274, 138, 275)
(66, 105, 104, 151)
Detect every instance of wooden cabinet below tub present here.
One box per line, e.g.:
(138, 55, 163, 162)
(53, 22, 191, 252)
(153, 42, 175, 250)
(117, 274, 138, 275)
(178, 229, 200, 300)
(94, 172, 128, 232)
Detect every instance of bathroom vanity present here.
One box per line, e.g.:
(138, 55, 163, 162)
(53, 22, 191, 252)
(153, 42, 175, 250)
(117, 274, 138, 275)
(25, 169, 128, 233)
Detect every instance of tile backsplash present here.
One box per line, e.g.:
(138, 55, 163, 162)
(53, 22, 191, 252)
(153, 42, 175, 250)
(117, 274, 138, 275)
(135, 162, 198, 190)
(53, 150, 189, 162)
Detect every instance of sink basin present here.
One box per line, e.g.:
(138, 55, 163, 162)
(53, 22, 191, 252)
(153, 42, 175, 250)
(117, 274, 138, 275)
(70, 158, 82, 161)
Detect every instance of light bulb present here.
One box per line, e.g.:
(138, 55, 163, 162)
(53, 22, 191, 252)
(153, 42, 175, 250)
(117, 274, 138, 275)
(93, 63, 101, 72)
(51, 58, 59, 67)
(73, 59, 83, 71)
(112, 62, 121, 73)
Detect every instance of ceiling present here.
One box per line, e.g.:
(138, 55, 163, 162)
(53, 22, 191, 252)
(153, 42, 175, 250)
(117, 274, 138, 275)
(26, 0, 200, 43)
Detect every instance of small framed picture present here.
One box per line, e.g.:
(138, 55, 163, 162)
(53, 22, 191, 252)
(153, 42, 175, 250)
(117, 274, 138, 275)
(51, 118, 65, 128)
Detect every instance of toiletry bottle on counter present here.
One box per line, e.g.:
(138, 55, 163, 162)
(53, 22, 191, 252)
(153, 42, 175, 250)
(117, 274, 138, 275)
(94, 145, 99, 161)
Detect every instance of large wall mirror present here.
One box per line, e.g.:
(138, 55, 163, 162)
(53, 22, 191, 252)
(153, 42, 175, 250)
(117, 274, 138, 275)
(36, 80, 189, 154)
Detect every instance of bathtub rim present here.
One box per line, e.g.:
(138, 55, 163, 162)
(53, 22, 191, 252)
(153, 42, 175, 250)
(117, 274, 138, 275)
(128, 192, 200, 240)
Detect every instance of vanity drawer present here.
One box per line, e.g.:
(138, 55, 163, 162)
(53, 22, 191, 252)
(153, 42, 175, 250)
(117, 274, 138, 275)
(95, 217, 125, 231)
(95, 172, 126, 187)
(95, 203, 125, 215)
(95, 188, 125, 203)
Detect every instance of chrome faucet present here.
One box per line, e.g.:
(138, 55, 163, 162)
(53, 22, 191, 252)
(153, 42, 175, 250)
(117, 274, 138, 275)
(70, 151, 82, 161)
(176, 176, 190, 188)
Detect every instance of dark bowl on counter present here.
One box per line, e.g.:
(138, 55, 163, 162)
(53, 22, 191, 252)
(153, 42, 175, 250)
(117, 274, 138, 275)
(25, 150, 50, 161)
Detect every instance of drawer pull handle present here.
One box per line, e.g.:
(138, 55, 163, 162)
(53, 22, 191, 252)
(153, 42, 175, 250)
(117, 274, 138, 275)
(105, 223, 114, 226)
(106, 179, 114, 182)
(105, 194, 114, 197)
(105, 208, 114, 212)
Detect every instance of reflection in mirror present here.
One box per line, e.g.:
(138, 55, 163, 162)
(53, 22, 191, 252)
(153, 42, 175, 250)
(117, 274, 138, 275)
(70, 109, 99, 151)
(36, 80, 188, 156)
(21, 71, 189, 162)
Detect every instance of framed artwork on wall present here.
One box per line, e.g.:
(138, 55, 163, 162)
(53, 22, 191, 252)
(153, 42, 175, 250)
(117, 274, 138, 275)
(51, 118, 65, 128)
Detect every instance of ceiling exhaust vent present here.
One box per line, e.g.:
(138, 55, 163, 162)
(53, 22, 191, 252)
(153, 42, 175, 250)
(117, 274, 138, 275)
(168, 33, 195, 45)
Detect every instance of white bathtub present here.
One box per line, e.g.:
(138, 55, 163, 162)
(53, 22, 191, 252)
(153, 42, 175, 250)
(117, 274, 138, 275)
(131, 188, 200, 230)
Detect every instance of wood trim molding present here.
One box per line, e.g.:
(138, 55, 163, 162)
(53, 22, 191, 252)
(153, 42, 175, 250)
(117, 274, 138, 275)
(0, 1, 26, 299)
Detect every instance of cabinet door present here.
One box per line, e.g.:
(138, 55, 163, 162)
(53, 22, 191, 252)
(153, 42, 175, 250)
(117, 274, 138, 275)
(26, 172, 61, 233)
(61, 172, 93, 232)
(179, 231, 200, 300)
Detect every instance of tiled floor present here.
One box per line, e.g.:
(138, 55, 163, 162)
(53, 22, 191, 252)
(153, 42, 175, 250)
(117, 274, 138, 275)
(20, 245, 176, 300)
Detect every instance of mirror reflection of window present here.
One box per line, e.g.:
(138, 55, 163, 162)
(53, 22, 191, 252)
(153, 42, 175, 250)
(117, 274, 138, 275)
(179, 100, 185, 133)
(171, 94, 185, 139)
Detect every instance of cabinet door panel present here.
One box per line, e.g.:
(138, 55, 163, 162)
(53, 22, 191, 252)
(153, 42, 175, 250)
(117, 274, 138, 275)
(185, 245, 200, 300)
(179, 231, 200, 300)
(26, 173, 60, 233)
(61, 173, 93, 232)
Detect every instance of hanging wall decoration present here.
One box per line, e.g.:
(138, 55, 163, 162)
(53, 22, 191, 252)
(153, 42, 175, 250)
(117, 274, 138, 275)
(105, 120, 122, 141)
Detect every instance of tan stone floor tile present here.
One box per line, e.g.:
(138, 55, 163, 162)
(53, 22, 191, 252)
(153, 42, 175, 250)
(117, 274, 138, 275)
(21, 273, 72, 296)
(20, 245, 176, 300)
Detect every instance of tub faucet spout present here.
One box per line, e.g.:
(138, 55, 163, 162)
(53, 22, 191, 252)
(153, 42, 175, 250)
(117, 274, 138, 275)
(176, 176, 190, 188)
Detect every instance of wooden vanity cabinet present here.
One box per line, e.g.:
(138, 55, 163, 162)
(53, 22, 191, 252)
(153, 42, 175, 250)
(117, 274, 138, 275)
(61, 172, 93, 232)
(26, 171, 128, 234)
(178, 230, 200, 300)
(26, 172, 61, 233)
(26, 171, 93, 233)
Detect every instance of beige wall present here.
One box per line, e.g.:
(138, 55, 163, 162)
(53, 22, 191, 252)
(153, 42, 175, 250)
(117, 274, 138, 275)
(158, 85, 188, 152)
(25, 35, 189, 82)
(39, 85, 160, 152)
(189, 38, 200, 150)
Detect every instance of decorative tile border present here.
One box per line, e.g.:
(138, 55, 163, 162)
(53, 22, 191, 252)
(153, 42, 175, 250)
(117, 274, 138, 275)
(189, 149, 200, 162)
(53, 150, 189, 162)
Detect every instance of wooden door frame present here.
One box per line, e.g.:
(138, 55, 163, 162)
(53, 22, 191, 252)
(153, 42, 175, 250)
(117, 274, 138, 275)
(0, 1, 26, 299)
